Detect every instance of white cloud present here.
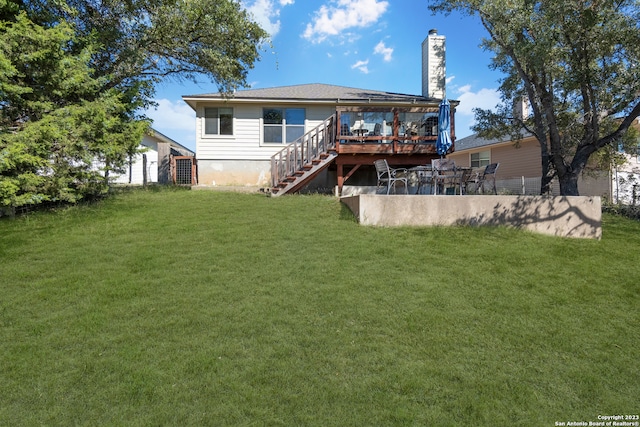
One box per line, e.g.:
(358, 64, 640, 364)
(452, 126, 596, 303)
(303, 0, 389, 43)
(145, 99, 195, 131)
(351, 59, 369, 74)
(373, 41, 393, 62)
(244, 0, 293, 37)
(143, 98, 196, 147)
(449, 84, 500, 138)
(454, 84, 500, 116)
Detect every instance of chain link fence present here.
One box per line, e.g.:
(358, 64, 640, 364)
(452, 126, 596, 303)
(496, 174, 612, 200)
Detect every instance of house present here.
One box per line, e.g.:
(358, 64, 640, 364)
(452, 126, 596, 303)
(111, 128, 196, 186)
(448, 132, 613, 199)
(182, 30, 458, 195)
(612, 120, 640, 204)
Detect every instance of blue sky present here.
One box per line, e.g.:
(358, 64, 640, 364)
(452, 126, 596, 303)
(146, 0, 503, 151)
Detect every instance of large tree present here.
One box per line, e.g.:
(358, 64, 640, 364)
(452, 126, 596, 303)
(0, 11, 148, 210)
(25, 0, 268, 96)
(430, 0, 640, 195)
(1, 0, 268, 212)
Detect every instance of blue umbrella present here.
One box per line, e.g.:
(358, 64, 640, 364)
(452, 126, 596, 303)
(435, 98, 452, 157)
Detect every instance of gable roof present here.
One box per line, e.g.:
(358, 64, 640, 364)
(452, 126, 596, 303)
(183, 83, 459, 109)
(455, 131, 534, 151)
(147, 128, 194, 156)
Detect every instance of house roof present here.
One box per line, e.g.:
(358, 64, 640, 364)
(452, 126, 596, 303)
(455, 131, 534, 152)
(147, 128, 194, 156)
(183, 83, 459, 109)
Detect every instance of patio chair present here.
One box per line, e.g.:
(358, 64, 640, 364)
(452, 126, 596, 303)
(476, 163, 500, 194)
(415, 167, 435, 195)
(431, 158, 459, 194)
(459, 168, 473, 195)
(462, 167, 484, 194)
(339, 123, 352, 143)
(374, 159, 408, 194)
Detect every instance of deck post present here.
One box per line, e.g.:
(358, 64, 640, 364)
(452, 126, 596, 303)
(392, 108, 399, 154)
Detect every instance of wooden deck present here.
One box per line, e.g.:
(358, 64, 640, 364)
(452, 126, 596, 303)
(270, 106, 456, 195)
(337, 140, 438, 155)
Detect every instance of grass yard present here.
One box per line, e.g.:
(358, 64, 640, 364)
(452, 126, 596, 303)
(0, 188, 638, 426)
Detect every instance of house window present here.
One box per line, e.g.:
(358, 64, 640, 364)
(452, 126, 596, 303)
(471, 151, 491, 168)
(263, 108, 305, 144)
(204, 107, 233, 135)
(340, 111, 394, 137)
(399, 112, 435, 137)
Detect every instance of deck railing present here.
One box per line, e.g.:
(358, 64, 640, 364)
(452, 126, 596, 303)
(270, 115, 336, 188)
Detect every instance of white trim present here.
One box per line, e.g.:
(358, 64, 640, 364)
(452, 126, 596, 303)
(183, 97, 449, 112)
(258, 107, 307, 147)
(201, 107, 235, 139)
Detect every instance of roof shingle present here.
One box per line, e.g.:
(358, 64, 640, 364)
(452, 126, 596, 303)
(184, 83, 446, 103)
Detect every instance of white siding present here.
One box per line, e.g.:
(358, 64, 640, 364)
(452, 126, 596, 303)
(196, 103, 335, 161)
(112, 137, 159, 184)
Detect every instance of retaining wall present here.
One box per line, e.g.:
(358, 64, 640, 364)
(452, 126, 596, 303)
(340, 195, 602, 239)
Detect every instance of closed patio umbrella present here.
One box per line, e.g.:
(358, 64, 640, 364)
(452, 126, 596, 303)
(435, 98, 452, 157)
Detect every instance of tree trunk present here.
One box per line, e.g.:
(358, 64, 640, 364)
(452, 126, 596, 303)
(557, 144, 591, 196)
(540, 150, 554, 195)
(558, 171, 580, 196)
(142, 154, 148, 186)
(537, 135, 555, 195)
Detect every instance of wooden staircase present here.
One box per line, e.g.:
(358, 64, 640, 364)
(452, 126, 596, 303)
(270, 115, 337, 196)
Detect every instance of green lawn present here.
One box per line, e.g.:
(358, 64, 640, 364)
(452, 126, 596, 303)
(1, 189, 638, 426)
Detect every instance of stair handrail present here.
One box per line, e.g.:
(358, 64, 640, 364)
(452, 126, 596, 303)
(270, 114, 336, 188)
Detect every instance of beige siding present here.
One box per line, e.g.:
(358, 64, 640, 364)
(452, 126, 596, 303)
(491, 138, 541, 178)
(450, 136, 612, 197)
(447, 149, 471, 167)
(449, 136, 540, 179)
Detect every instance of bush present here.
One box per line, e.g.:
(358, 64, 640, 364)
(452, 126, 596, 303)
(602, 201, 640, 220)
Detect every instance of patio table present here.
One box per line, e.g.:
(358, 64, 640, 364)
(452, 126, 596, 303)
(408, 165, 433, 194)
(408, 165, 472, 195)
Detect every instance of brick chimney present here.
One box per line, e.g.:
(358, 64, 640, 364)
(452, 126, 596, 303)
(422, 29, 446, 100)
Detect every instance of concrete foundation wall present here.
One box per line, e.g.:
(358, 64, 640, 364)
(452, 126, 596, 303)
(197, 159, 337, 191)
(198, 159, 271, 187)
(341, 195, 602, 239)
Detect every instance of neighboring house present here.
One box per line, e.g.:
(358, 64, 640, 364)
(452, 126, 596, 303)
(612, 121, 640, 204)
(182, 30, 457, 194)
(448, 131, 629, 200)
(111, 128, 195, 185)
